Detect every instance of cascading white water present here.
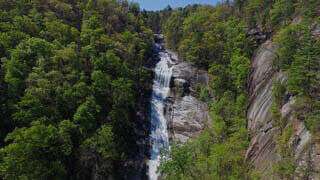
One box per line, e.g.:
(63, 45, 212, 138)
(148, 46, 173, 180)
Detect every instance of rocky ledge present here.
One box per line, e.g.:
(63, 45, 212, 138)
(163, 52, 210, 143)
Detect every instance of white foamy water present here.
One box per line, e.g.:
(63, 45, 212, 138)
(148, 48, 173, 180)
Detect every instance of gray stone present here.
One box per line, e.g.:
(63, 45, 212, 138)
(167, 95, 209, 143)
(173, 78, 189, 97)
(164, 51, 210, 143)
(171, 62, 195, 81)
(312, 23, 320, 38)
(246, 40, 319, 179)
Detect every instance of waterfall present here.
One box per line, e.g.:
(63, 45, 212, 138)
(148, 44, 173, 180)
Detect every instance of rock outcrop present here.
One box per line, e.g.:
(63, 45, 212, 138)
(166, 95, 208, 143)
(246, 40, 320, 179)
(164, 53, 210, 143)
(246, 41, 279, 172)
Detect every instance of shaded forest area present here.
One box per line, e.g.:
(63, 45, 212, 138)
(0, 0, 155, 179)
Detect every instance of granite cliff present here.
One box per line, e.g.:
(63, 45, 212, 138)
(163, 51, 210, 143)
(246, 40, 320, 179)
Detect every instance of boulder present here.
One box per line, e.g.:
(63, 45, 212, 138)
(172, 78, 189, 97)
(166, 95, 209, 143)
(171, 62, 195, 80)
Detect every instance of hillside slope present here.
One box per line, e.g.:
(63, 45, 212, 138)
(155, 1, 320, 179)
(0, 0, 154, 179)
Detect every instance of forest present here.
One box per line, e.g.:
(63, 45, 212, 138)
(0, 0, 320, 180)
(156, 0, 320, 179)
(0, 0, 154, 179)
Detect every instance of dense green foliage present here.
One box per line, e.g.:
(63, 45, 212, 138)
(273, 18, 320, 128)
(272, 18, 320, 178)
(159, 3, 253, 179)
(0, 0, 153, 179)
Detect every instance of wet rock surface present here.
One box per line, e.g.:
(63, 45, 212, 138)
(163, 52, 210, 143)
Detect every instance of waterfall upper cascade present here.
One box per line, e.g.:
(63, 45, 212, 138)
(148, 43, 173, 180)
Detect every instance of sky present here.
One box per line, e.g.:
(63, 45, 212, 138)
(131, 0, 218, 11)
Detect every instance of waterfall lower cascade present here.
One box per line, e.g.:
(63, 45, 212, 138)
(148, 44, 173, 180)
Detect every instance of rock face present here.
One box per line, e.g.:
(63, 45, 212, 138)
(166, 95, 208, 142)
(164, 53, 210, 143)
(247, 27, 269, 45)
(246, 41, 279, 172)
(246, 40, 320, 179)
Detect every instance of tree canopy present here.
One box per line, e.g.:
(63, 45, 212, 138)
(0, 0, 154, 178)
